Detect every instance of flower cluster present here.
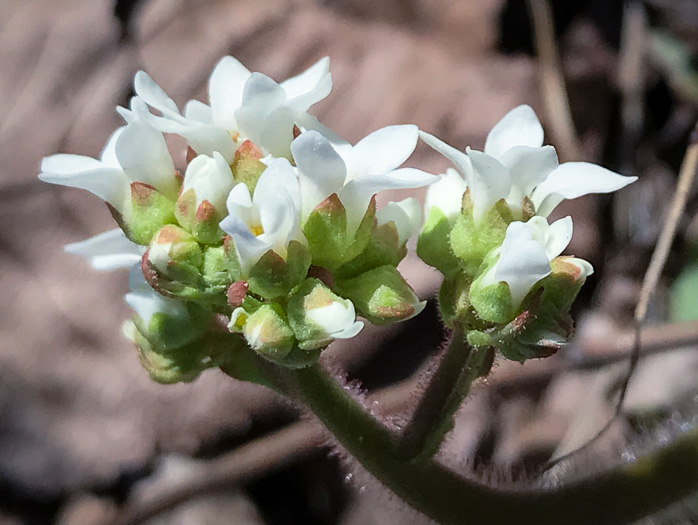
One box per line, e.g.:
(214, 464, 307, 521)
(40, 55, 637, 380)
(419, 105, 636, 361)
(40, 57, 434, 382)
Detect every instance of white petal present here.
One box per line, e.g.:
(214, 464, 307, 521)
(376, 197, 422, 245)
(566, 257, 594, 278)
(420, 131, 472, 174)
(115, 121, 178, 199)
(281, 57, 332, 102)
(182, 152, 234, 210)
(339, 167, 436, 235)
(64, 229, 145, 270)
(531, 162, 638, 217)
(296, 113, 352, 153)
(235, 73, 287, 144)
(544, 216, 573, 259)
(254, 162, 304, 256)
(349, 125, 418, 179)
(291, 130, 346, 217)
(222, 181, 254, 226)
(134, 71, 182, 120)
(181, 124, 237, 163)
(254, 158, 302, 213)
(40, 153, 104, 174)
(466, 148, 512, 222)
(281, 57, 332, 109)
(220, 214, 271, 275)
(39, 155, 129, 210)
(127, 265, 151, 295)
(306, 299, 363, 339)
(208, 56, 251, 129)
(484, 105, 544, 158)
(100, 127, 125, 167)
(258, 104, 297, 158)
(493, 221, 551, 307)
(500, 145, 558, 201)
(183, 100, 214, 124)
(125, 288, 188, 326)
(424, 167, 468, 220)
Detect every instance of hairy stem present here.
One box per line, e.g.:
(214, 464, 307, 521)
(279, 362, 698, 525)
(399, 329, 490, 459)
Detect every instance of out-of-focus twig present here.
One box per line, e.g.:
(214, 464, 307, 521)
(526, 0, 582, 161)
(543, 119, 698, 471)
(618, 2, 647, 173)
(113, 377, 417, 525)
(494, 320, 698, 392)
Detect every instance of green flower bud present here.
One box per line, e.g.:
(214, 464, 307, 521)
(231, 140, 266, 192)
(222, 235, 310, 300)
(417, 207, 462, 277)
(109, 182, 177, 245)
(230, 303, 296, 363)
(288, 278, 364, 350)
(124, 320, 248, 384)
(335, 265, 425, 325)
(449, 193, 513, 278)
(303, 194, 375, 270)
(175, 153, 233, 245)
(141, 225, 228, 304)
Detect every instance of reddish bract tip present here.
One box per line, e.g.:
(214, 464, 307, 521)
(227, 281, 249, 308)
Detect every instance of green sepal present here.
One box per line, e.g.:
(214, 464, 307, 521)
(133, 301, 213, 352)
(231, 140, 266, 193)
(449, 195, 512, 278)
(110, 182, 177, 245)
(303, 194, 376, 270)
(223, 235, 243, 282)
(175, 188, 226, 245)
(128, 319, 248, 384)
(142, 226, 228, 304)
(336, 220, 406, 280)
(335, 265, 423, 325)
(438, 274, 479, 329)
(303, 194, 349, 269)
(417, 207, 461, 277)
(240, 303, 297, 362)
(287, 278, 345, 350)
(469, 280, 514, 324)
(247, 241, 311, 299)
(201, 245, 230, 297)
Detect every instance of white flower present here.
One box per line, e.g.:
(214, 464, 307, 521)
(420, 105, 637, 221)
(423, 167, 468, 222)
(376, 197, 422, 245)
(124, 56, 332, 162)
(290, 126, 436, 235)
(478, 216, 592, 308)
(219, 158, 304, 274)
(64, 228, 145, 270)
(305, 296, 364, 340)
(39, 121, 178, 215)
(181, 152, 235, 212)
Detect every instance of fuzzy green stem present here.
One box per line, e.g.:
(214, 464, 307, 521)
(278, 362, 698, 525)
(399, 330, 493, 460)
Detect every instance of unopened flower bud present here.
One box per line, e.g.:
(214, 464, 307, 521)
(229, 303, 296, 363)
(288, 278, 364, 350)
(335, 265, 425, 325)
(337, 198, 420, 279)
(176, 152, 234, 244)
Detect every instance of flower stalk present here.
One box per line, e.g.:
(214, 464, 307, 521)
(254, 360, 698, 525)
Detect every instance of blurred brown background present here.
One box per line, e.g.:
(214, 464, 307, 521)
(1, 0, 698, 523)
